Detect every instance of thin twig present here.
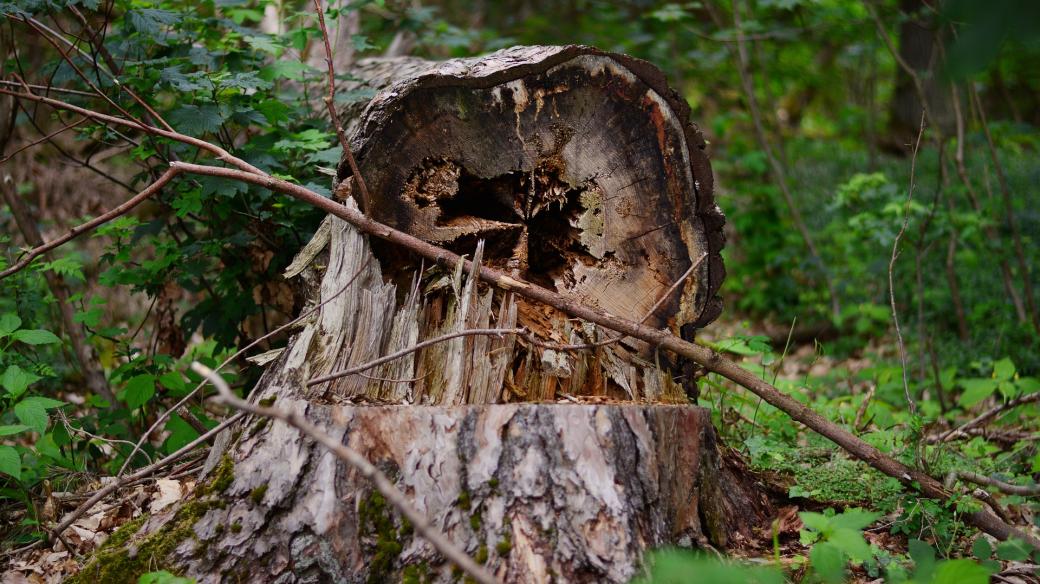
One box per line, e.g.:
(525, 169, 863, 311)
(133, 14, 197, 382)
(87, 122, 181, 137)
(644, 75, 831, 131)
(312, 0, 371, 212)
(969, 85, 1039, 334)
(0, 86, 264, 175)
(0, 117, 87, 164)
(0, 167, 179, 280)
(193, 363, 499, 584)
(116, 257, 372, 477)
(889, 113, 926, 417)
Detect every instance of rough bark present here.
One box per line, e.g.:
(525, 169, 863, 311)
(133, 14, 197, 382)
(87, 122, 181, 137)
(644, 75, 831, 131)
(74, 46, 771, 583)
(98, 403, 770, 584)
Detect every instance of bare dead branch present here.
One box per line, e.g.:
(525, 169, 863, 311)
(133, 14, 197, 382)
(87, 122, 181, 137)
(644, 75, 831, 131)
(312, 0, 371, 212)
(932, 392, 1040, 444)
(889, 113, 926, 417)
(0, 86, 263, 174)
(946, 471, 1040, 497)
(193, 363, 500, 584)
(0, 166, 180, 280)
(0, 117, 87, 164)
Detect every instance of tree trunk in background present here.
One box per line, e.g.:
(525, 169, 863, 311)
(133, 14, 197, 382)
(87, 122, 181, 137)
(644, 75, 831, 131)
(82, 46, 772, 583)
(888, 0, 955, 142)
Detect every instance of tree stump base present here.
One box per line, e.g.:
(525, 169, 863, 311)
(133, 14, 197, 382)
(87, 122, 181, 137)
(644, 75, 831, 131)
(112, 403, 770, 583)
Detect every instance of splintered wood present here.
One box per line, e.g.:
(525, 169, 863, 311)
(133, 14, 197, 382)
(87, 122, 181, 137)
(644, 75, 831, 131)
(286, 45, 727, 405)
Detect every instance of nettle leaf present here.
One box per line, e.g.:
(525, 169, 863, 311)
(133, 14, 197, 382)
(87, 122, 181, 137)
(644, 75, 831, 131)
(127, 8, 179, 36)
(0, 445, 20, 480)
(245, 34, 284, 56)
(14, 397, 65, 434)
(827, 528, 871, 563)
(308, 147, 342, 166)
(959, 378, 998, 408)
(160, 66, 215, 93)
(351, 34, 378, 51)
(799, 511, 833, 534)
(809, 541, 845, 584)
(0, 313, 21, 336)
(2, 365, 42, 398)
(74, 306, 104, 328)
(274, 129, 333, 153)
(931, 559, 992, 584)
(0, 425, 30, 436)
(221, 71, 272, 93)
(1018, 377, 1040, 394)
(260, 60, 313, 82)
(158, 372, 188, 395)
(118, 374, 157, 409)
(168, 104, 225, 137)
(41, 255, 84, 282)
(11, 329, 61, 345)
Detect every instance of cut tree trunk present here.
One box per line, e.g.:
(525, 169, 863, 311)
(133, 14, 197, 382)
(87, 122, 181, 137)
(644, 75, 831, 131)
(77, 46, 772, 583)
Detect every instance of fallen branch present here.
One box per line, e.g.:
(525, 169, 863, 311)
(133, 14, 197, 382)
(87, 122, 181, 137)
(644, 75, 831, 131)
(192, 363, 499, 584)
(932, 392, 1040, 444)
(945, 471, 1040, 497)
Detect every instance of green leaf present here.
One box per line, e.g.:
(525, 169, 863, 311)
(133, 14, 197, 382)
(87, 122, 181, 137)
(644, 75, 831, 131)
(809, 541, 846, 584)
(0, 425, 29, 436)
(908, 539, 936, 582)
(828, 508, 879, 532)
(995, 539, 1031, 561)
(971, 537, 992, 560)
(41, 255, 84, 282)
(119, 374, 156, 409)
(798, 511, 832, 534)
(158, 372, 188, 395)
(1017, 377, 1040, 394)
(2, 365, 42, 398)
(992, 357, 1015, 381)
(959, 378, 997, 408)
(15, 398, 51, 434)
(11, 329, 61, 345)
(0, 445, 20, 480)
(930, 559, 992, 584)
(827, 528, 871, 563)
(0, 313, 21, 336)
(167, 105, 225, 137)
(164, 414, 200, 454)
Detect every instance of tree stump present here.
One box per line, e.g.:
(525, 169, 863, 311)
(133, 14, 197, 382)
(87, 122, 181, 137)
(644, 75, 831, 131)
(76, 46, 771, 583)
